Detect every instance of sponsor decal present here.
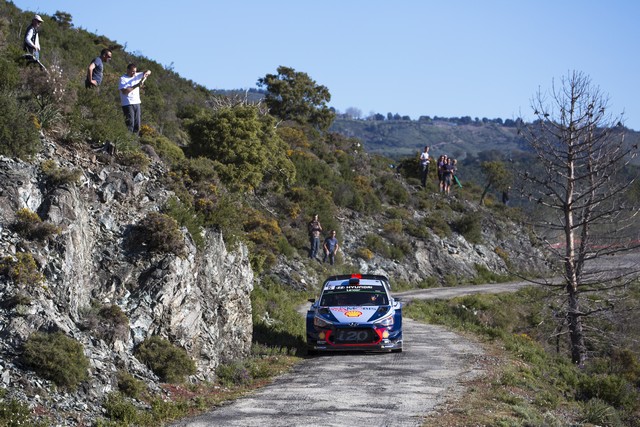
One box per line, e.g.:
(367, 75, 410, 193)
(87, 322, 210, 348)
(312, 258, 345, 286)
(345, 310, 363, 317)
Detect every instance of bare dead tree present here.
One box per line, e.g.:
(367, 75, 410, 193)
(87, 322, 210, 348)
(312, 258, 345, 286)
(518, 71, 640, 365)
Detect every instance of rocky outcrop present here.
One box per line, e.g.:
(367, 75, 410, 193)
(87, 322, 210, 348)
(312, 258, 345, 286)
(0, 140, 253, 424)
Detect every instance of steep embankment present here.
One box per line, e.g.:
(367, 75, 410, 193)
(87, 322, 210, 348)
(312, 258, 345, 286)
(0, 139, 253, 424)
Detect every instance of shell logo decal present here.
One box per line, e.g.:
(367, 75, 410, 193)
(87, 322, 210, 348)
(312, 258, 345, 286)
(345, 310, 363, 318)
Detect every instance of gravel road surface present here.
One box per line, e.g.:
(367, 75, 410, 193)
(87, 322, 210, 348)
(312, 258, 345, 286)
(173, 251, 640, 427)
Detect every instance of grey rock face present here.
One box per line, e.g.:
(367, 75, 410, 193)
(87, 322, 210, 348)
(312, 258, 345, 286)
(0, 146, 253, 424)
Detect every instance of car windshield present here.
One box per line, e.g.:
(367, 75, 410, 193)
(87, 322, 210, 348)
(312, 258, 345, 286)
(320, 291, 388, 307)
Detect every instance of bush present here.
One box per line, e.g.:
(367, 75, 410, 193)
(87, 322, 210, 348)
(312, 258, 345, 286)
(0, 93, 40, 159)
(134, 336, 196, 383)
(22, 331, 90, 390)
(83, 304, 129, 344)
(0, 253, 44, 285)
(576, 373, 637, 409)
(40, 159, 82, 186)
(215, 362, 251, 387)
(102, 393, 143, 425)
(70, 81, 134, 145)
(424, 214, 451, 238)
(117, 370, 147, 399)
(0, 397, 40, 426)
(355, 247, 374, 260)
(139, 133, 185, 166)
(452, 212, 482, 244)
(116, 149, 151, 172)
(12, 208, 61, 241)
(579, 398, 622, 426)
(163, 196, 205, 249)
(377, 175, 409, 205)
(129, 212, 186, 256)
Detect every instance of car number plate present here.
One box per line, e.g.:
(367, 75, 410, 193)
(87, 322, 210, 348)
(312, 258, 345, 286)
(334, 329, 374, 343)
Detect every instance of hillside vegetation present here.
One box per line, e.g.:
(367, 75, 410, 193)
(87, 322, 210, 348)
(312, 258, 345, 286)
(0, 3, 639, 426)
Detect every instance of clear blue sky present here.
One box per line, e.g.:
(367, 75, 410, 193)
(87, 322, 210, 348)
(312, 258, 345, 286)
(12, 0, 640, 130)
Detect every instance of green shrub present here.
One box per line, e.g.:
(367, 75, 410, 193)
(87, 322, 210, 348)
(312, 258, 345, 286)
(116, 150, 151, 172)
(129, 212, 186, 256)
(452, 212, 483, 244)
(117, 370, 147, 399)
(364, 234, 389, 257)
(404, 221, 431, 239)
(576, 373, 637, 409)
(355, 247, 374, 260)
(0, 253, 45, 285)
(579, 398, 622, 426)
(377, 175, 409, 205)
(13, 208, 61, 241)
(40, 159, 82, 186)
(135, 336, 196, 383)
(163, 196, 205, 249)
(22, 331, 90, 390)
(0, 57, 20, 91)
(102, 392, 142, 425)
(139, 133, 185, 166)
(83, 304, 130, 343)
(471, 264, 511, 285)
(0, 94, 40, 159)
(424, 214, 451, 238)
(382, 219, 403, 235)
(70, 83, 134, 146)
(216, 362, 251, 387)
(0, 397, 41, 426)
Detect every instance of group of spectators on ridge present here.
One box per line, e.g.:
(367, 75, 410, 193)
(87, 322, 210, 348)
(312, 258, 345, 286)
(419, 146, 460, 195)
(23, 14, 152, 135)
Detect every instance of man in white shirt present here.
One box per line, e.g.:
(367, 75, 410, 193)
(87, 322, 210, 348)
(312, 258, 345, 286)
(119, 63, 151, 134)
(419, 145, 430, 188)
(23, 14, 43, 60)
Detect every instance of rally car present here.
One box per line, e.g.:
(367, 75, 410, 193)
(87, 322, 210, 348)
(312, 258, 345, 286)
(306, 274, 403, 354)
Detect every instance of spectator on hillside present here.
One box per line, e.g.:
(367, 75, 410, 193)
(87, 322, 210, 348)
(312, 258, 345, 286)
(437, 155, 448, 192)
(443, 158, 455, 195)
(323, 230, 339, 265)
(308, 214, 323, 259)
(502, 186, 511, 205)
(419, 146, 430, 188)
(23, 14, 43, 61)
(86, 48, 112, 88)
(119, 63, 151, 134)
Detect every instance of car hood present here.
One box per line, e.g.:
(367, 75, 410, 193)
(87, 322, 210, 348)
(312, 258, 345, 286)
(328, 306, 385, 323)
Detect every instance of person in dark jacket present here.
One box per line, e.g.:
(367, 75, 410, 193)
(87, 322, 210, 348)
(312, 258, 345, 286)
(23, 14, 43, 60)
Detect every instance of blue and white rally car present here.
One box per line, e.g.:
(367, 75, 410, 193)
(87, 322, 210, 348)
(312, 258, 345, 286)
(306, 274, 403, 354)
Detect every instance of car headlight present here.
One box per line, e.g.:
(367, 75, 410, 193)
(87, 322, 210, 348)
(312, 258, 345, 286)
(375, 316, 394, 327)
(314, 315, 333, 328)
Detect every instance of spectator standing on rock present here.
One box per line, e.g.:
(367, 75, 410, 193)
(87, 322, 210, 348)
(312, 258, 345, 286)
(86, 48, 112, 88)
(23, 14, 43, 61)
(419, 146, 430, 188)
(308, 214, 323, 259)
(323, 230, 339, 265)
(119, 63, 151, 134)
(502, 186, 511, 205)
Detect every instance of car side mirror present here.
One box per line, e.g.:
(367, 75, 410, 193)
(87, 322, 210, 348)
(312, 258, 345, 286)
(308, 298, 316, 303)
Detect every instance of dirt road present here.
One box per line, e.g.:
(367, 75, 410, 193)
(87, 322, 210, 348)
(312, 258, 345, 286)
(173, 253, 640, 426)
(172, 317, 483, 427)
(172, 283, 523, 427)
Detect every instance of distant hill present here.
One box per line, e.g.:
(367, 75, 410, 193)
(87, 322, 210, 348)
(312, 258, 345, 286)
(330, 117, 640, 164)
